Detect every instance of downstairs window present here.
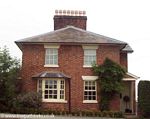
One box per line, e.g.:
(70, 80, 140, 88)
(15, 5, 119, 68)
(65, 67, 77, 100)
(37, 79, 66, 103)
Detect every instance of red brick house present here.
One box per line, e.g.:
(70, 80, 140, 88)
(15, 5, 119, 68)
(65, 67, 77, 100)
(15, 10, 138, 113)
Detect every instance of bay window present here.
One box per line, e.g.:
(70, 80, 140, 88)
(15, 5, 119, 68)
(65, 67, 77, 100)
(37, 79, 66, 102)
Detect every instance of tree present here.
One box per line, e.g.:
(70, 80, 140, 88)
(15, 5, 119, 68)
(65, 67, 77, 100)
(92, 58, 126, 111)
(138, 81, 150, 117)
(0, 46, 21, 110)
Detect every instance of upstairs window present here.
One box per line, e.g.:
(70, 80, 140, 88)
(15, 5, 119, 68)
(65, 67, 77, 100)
(44, 45, 59, 67)
(84, 49, 96, 66)
(83, 45, 98, 67)
(45, 48, 58, 65)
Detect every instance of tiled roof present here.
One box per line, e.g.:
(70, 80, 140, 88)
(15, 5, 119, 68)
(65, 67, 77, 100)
(32, 71, 71, 79)
(122, 44, 133, 53)
(15, 26, 132, 52)
(123, 72, 139, 81)
(16, 26, 127, 44)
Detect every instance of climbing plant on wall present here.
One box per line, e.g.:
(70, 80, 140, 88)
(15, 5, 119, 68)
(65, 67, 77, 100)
(92, 58, 126, 111)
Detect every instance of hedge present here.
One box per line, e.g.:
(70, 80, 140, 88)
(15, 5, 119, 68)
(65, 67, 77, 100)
(138, 80, 150, 117)
(0, 108, 123, 118)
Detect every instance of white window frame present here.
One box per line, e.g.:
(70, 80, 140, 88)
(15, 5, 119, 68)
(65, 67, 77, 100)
(37, 79, 42, 93)
(44, 45, 59, 67)
(37, 78, 67, 103)
(82, 76, 98, 103)
(82, 45, 98, 67)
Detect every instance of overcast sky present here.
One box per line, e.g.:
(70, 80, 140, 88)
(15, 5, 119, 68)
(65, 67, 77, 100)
(0, 0, 150, 85)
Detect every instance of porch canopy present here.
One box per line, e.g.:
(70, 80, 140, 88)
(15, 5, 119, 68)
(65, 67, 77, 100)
(123, 72, 139, 81)
(32, 71, 71, 79)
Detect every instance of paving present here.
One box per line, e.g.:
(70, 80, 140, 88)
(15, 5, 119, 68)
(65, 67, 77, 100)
(0, 113, 125, 119)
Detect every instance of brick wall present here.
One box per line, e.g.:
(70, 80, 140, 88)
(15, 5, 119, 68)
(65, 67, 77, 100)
(21, 44, 123, 111)
(54, 16, 87, 30)
(120, 52, 128, 70)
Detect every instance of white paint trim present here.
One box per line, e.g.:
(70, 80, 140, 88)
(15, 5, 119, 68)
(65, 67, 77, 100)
(42, 99, 67, 103)
(41, 79, 66, 102)
(123, 78, 136, 81)
(127, 72, 139, 79)
(82, 76, 98, 81)
(44, 44, 60, 49)
(83, 65, 92, 68)
(44, 64, 59, 67)
(131, 81, 134, 114)
(83, 100, 98, 103)
(37, 79, 42, 92)
(82, 45, 99, 49)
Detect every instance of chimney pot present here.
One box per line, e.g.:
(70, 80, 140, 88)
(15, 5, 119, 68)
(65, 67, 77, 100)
(71, 10, 75, 15)
(75, 10, 78, 16)
(55, 10, 58, 15)
(83, 11, 86, 16)
(63, 10, 66, 15)
(79, 11, 82, 16)
(54, 10, 87, 30)
(67, 10, 70, 15)
(59, 10, 62, 15)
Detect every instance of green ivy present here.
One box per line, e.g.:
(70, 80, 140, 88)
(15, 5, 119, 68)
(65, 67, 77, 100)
(92, 58, 126, 111)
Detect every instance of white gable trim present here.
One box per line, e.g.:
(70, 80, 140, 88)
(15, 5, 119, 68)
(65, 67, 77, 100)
(123, 78, 137, 81)
(126, 72, 139, 79)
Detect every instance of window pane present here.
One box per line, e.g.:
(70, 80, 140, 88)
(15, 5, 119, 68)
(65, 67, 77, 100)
(38, 80, 42, 93)
(92, 86, 95, 90)
(45, 95, 48, 99)
(53, 84, 56, 88)
(61, 80, 64, 84)
(60, 95, 64, 99)
(92, 91, 96, 95)
(54, 95, 57, 99)
(84, 80, 96, 101)
(45, 85, 48, 88)
(45, 90, 48, 94)
(54, 80, 57, 85)
(60, 90, 64, 94)
(84, 91, 88, 95)
(93, 96, 96, 100)
(54, 90, 57, 94)
(85, 81, 88, 85)
(49, 95, 52, 99)
(84, 96, 88, 100)
(45, 80, 48, 84)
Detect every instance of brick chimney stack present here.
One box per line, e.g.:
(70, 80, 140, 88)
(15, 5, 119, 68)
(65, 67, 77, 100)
(54, 10, 87, 30)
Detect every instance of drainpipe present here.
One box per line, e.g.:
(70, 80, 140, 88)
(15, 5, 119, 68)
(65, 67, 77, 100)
(68, 79, 71, 113)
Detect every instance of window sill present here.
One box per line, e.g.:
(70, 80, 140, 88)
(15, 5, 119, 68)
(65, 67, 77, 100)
(44, 64, 59, 67)
(42, 99, 67, 103)
(83, 100, 98, 103)
(83, 65, 92, 68)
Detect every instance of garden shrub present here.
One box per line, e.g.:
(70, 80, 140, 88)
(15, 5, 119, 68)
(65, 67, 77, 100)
(138, 81, 150, 117)
(13, 91, 42, 110)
